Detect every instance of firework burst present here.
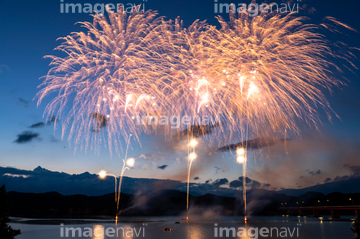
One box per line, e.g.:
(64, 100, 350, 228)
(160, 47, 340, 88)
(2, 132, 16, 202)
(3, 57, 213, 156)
(151, 6, 357, 217)
(205, 5, 358, 219)
(37, 6, 173, 155)
(204, 7, 357, 138)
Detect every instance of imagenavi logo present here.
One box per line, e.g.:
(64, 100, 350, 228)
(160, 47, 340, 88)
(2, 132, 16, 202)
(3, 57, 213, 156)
(214, 0, 301, 17)
(214, 224, 300, 238)
(60, 0, 147, 15)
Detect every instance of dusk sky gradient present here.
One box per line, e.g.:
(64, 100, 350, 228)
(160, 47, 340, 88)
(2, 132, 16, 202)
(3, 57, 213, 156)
(0, 0, 360, 192)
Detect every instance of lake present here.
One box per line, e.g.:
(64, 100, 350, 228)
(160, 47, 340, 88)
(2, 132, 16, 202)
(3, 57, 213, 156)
(10, 215, 356, 239)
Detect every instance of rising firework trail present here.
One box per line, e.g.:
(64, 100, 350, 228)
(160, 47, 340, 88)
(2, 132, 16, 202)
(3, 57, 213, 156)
(186, 139, 198, 216)
(98, 135, 134, 222)
(98, 158, 135, 223)
(116, 135, 134, 219)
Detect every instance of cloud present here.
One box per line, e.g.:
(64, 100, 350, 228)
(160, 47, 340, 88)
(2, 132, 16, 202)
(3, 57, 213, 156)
(229, 177, 261, 189)
(217, 137, 289, 152)
(139, 153, 158, 159)
(172, 123, 220, 141)
(308, 169, 321, 176)
(17, 98, 29, 108)
(28, 117, 58, 131)
(194, 176, 200, 180)
(3, 173, 29, 178)
(238, 176, 252, 184)
(28, 117, 58, 129)
(46, 116, 58, 125)
(29, 122, 45, 128)
(136, 153, 164, 161)
(323, 177, 332, 183)
(229, 180, 242, 188)
(251, 135, 360, 190)
(344, 164, 360, 176)
(214, 166, 227, 174)
(157, 165, 168, 170)
(14, 131, 40, 144)
(333, 175, 350, 182)
(205, 179, 212, 184)
(212, 178, 229, 187)
(252, 180, 261, 189)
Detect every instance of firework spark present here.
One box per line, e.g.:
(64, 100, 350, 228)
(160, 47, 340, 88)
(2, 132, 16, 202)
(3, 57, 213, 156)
(155, 5, 357, 218)
(36, 6, 172, 155)
(205, 6, 357, 219)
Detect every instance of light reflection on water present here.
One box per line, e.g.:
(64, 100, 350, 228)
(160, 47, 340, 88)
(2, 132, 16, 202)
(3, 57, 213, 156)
(93, 225, 105, 239)
(186, 224, 205, 239)
(122, 225, 134, 239)
(91, 224, 136, 239)
(237, 224, 250, 239)
(10, 216, 356, 239)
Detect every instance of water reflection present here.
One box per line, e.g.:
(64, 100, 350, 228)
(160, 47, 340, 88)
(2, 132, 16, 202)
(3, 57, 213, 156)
(186, 224, 205, 239)
(10, 216, 356, 239)
(91, 224, 137, 239)
(122, 225, 134, 239)
(237, 224, 250, 239)
(92, 225, 104, 239)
